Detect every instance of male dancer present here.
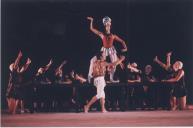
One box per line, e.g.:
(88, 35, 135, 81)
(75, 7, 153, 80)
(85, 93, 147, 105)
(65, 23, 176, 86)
(84, 52, 125, 113)
(87, 16, 127, 83)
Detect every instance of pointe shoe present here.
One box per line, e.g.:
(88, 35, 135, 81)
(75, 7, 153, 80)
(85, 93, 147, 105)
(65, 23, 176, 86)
(84, 105, 88, 113)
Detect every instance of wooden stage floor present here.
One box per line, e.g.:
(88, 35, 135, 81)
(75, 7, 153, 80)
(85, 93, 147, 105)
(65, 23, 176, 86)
(1, 110, 193, 127)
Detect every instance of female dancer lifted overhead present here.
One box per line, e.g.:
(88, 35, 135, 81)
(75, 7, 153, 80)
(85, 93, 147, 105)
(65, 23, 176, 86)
(87, 16, 127, 83)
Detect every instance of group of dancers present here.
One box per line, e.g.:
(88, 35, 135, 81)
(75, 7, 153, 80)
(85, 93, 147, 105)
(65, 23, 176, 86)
(6, 16, 192, 114)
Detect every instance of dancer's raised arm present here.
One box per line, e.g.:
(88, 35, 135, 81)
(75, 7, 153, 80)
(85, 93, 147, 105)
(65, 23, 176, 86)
(127, 63, 141, 73)
(55, 60, 67, 76)
(13, 51, 23, 70)
(166, 51, 172, 68)
(19, 58, 31, 73)
(154, 56, 169, 70)
(44, 59, 53, 72)
(87, 17, 104, 39)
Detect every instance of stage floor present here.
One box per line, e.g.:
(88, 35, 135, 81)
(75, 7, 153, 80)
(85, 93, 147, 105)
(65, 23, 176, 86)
(1, 110, 193, 127)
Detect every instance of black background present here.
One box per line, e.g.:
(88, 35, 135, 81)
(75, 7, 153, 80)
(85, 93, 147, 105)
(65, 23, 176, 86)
(1, 0, 193, 109)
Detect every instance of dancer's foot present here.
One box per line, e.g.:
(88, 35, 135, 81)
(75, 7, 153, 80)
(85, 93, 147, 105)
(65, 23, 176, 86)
(12, 110, 16, 115)
(102, 109, 108, 113)
(171, 105, 177, 111)
(20, 109, 25, 114)
(187, 105, 193, 110)
(84, 105, 88, 113)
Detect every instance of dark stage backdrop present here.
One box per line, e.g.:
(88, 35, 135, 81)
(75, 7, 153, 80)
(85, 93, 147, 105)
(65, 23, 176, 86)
(1, 0, 193, 109)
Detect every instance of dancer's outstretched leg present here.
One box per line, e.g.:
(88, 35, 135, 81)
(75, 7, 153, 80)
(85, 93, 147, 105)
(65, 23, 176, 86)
(84, 96, 98, 113)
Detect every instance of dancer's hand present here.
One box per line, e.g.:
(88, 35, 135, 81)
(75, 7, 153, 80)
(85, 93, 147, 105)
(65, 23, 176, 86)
(127, 63, 131, 69)
(87, 17, 93, 21)
(121, 48, 127, 52)
(167, 51, 172, 56)
(108, 65, 115, 72)
(18, 50, 23, 57)
(120, 62, 125, 69)
(26, 58, 31, 64)
(153, 56, 158, 62)
(62, 60, 67, 65)
(48, 59, 53, 65)
(120, 55, 125, 61)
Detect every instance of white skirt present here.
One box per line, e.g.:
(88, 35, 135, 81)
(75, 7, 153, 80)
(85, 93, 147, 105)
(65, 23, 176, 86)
(101, 46, 118, 63)
(94, 76, 106, 99)
(101, 46, 117, 57)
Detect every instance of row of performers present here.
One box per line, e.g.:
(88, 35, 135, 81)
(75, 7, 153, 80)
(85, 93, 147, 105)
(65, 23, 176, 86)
(6, 50, 190, 114)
